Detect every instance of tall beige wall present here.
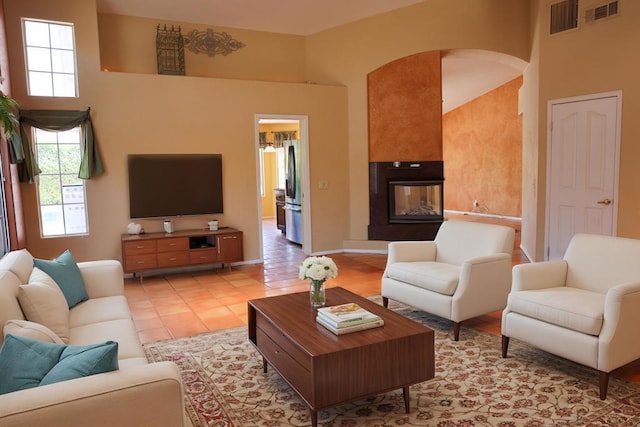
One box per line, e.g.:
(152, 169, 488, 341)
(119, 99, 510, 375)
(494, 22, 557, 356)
(98, 13, 307, 83)
(3, 0, 349, 263)
(526, 0, 640, 260)
(305, 0, 531, 245)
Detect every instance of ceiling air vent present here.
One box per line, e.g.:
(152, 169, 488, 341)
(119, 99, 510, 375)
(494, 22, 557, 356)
(584, 1, 619, 23)
(550, 0, 580, 35)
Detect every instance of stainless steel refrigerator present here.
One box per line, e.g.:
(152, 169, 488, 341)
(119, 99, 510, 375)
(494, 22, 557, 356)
(284, 139, 302, 244)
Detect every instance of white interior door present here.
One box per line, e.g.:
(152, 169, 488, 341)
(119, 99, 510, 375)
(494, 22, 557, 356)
(546, 92, 620, 260)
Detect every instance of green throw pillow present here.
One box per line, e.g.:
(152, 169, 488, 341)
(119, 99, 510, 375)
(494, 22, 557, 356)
(0, 334, 118, 395)
(33, 250, 89, 308)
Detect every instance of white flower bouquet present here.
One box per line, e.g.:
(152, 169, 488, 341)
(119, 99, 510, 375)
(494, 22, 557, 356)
(298, 256, 338, 282)
(299, 256, 338, 307)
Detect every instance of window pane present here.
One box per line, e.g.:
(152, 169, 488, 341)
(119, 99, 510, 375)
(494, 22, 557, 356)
(28, 71, 53, 96)
(57, 128, 80, 143)
(64, 204, 87, 234)
(26, 46, 52, 72)
(35, 128, 58, 144)
(24, 19, 77, 98)
(36, 144, 60, 174)
(49, 24, 73, 49)
(59, 145, 81, 174)
(61, 174, 82, 187)
(51, 49, 75, 73)
(38, 175, 62, 205)
(24, 21, 50, 47)
(62, 184, 83, 203)
(52, 73, 76, 97)
(41, 205, 64, 236)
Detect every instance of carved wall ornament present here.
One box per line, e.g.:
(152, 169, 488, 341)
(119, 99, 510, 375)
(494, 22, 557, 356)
(183, 29, 245, 57)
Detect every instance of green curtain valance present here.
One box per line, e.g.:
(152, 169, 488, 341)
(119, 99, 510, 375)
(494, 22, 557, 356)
(10, 108, 104, 183)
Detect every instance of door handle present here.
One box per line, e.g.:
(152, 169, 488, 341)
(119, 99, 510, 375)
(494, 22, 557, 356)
(597, 198, 612, 205)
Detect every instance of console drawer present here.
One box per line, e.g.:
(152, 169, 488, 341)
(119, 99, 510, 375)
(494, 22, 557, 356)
(189, 248, 218, 265)
(157, 237, 189, 252)
(123, 240, 157, 255)
(125, 254, 157, 270)
(157, 251, 189, 267)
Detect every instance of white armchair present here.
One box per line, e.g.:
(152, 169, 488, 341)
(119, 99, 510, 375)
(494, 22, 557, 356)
(502, 233, 640, 399)
(382, 220, 515, 340)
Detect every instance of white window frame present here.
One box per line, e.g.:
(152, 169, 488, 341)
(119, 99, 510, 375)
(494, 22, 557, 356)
(22, 18, 78, 97)
(34, 127, 89, 237)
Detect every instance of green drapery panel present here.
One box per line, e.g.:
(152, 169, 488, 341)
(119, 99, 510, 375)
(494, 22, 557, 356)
(14, 108, 104, 183)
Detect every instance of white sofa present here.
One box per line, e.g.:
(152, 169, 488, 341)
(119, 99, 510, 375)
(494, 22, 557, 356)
(0, 249, 187, 427)
(382, 220, 515, 340)
(502, 233, 640, 400)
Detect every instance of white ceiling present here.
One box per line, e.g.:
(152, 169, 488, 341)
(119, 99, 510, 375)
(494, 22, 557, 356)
(95, 0, 426, 36)
(95, 0, 528, 112)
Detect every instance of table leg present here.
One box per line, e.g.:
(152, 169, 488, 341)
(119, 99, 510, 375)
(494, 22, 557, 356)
(310, 408, 318, 427)
(403, 386, 410, 413)
(262, 357, 268, 373)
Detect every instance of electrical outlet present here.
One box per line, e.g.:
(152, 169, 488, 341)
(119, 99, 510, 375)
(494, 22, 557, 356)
(318, 180, 329, 189)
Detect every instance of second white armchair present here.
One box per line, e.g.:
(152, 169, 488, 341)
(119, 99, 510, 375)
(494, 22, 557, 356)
(382, 220, 515, 340)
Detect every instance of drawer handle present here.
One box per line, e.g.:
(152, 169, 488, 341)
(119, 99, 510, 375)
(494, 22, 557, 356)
(222, 236, 237, 240)
(136, 261, 146, 264)
(169, 257, 177, 261)
(136, 245, 145, 249)
(169, 243, 177, 246)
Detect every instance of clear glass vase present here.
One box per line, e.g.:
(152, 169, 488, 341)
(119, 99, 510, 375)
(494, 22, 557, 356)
(309, 279, 326, 308)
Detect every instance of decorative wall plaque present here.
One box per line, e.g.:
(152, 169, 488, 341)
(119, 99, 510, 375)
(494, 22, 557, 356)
(184, 29, 245, 57)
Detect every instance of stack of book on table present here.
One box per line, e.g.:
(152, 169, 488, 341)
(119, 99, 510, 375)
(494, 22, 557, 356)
(316, 302, 384, 335)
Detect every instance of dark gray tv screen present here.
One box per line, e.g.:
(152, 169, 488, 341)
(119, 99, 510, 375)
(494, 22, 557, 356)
(128, 154, 223, 219)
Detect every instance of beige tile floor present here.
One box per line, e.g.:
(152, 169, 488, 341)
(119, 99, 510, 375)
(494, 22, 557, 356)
(124, 216, 640, 384)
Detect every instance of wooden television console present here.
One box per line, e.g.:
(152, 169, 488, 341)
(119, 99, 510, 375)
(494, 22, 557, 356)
(121, 227, 243, 280)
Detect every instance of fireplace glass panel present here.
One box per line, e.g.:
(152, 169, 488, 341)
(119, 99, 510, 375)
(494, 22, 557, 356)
(389, 180, 443, 223)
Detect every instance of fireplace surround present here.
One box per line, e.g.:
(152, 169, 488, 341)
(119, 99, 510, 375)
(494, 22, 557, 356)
(369, 161, 444, 241)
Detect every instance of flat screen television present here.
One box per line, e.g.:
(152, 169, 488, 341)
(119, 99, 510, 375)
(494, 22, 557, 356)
(128, 154, 223, 219)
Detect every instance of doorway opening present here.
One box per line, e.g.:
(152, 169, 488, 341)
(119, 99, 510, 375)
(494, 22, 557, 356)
(255, 114, 311, 262)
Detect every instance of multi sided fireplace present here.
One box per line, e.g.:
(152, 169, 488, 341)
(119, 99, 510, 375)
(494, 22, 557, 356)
(389, 180, 443, 223)
(369, 161, 444, 241)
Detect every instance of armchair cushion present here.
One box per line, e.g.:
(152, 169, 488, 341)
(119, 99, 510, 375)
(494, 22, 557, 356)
(508, 287, 605, 335)
(386, 261, 460, 296)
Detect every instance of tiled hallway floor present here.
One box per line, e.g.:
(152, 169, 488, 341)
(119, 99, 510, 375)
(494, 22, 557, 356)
(124, 217, 640, 385)
(124, 218, 387, 344)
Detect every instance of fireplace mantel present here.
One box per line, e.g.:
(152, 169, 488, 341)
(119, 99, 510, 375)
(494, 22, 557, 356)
(368, 161, 444, 241)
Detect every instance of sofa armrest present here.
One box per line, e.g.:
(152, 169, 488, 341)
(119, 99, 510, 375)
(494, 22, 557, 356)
(0, 362, 186, 427)
(78, 260, 124, 298)
(511, 260, 568, 292)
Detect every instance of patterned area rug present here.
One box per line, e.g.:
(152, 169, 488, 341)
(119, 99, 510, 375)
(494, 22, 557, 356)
(143, 302, 640, 426)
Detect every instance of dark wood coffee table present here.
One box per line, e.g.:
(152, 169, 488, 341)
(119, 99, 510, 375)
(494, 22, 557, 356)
(248, 287, 435, 427)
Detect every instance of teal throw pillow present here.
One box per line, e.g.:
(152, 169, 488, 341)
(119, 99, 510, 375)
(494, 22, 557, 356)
(33, 250, 89, 308)
(0, 334, 118, 395)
